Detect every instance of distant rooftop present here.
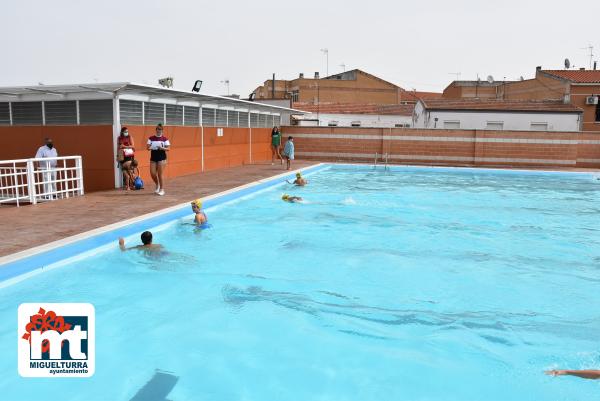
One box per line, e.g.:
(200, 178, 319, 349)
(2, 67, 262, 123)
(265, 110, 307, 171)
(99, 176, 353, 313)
(541, 70, 600, 84)
(420, 98, 582, 113)
(447, 80, 512, 87)
(293, 102, 414, 116)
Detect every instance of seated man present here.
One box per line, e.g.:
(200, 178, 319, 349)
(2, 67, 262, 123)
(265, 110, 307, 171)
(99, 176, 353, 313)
(191, 199, 208, 226)
(282, 194, 303, 203)
(287, 172, 308, 186)
(118, 231, 162, 251)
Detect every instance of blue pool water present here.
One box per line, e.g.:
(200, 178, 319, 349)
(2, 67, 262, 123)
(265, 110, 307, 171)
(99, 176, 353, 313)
(1, 165, 599, 400)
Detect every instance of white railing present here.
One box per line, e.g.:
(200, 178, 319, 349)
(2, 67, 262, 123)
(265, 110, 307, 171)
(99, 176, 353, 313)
(0, 156, 84, 207)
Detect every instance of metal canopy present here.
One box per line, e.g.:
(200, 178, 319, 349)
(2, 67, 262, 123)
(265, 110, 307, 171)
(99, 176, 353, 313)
(0, 82, 304, 114)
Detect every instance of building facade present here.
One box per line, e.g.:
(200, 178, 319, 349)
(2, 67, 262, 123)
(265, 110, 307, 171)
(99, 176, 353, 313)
(292, 103, 413, 127)
(0, 83, 294, 191)
(412, 99, 582, 131)
(251, 69, 441, 105)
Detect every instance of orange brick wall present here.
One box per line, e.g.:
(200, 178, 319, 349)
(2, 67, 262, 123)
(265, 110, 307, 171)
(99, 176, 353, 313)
(0, 125, 114, 192)
(283, 126, 600, 169)
(0, 125, 272, 192)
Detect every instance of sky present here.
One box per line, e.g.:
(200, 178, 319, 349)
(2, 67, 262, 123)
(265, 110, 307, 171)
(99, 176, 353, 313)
(1, 0, 599, 96)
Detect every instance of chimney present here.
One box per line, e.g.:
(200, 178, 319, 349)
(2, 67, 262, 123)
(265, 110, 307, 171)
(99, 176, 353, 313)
(314, 72, 320, 79)
(299, 73, 304, 79)
(594, 61, 597, 70)
(272, 73, 275, 98)
(536, 66, 542, 71)
(580, 67, 585, 71)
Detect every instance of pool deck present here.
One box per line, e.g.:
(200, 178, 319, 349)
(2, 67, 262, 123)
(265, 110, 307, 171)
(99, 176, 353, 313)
(0, 161, 316, 257)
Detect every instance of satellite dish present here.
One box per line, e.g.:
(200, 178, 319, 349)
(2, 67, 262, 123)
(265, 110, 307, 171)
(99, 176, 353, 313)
(486, 75, 494, 84)
(564, 58, 571, 69)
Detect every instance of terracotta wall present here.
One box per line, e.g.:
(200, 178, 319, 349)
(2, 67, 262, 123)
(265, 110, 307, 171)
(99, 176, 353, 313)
(0, 125, 114, 192)
(122, 125, 272, 186)
(283, 126, 600, 169)
(0, 125, 273, 192)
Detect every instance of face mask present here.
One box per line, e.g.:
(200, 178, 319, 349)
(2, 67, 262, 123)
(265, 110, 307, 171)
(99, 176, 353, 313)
(123, 132, 129, 137)
(47, 143, 54, 149)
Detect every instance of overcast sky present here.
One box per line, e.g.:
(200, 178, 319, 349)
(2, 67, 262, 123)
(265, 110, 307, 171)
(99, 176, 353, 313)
(2, 0, 599, 96)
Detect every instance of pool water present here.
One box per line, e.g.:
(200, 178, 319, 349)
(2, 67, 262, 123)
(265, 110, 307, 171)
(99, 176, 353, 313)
(1, 165, 600, 400)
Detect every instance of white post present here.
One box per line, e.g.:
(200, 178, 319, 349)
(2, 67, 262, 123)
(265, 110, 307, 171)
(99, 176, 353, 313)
(12, 161, 20, 207)
(76, 100, 80, 125)
(76, 156, 84, 195)
(112, 95, 122, 188)
(8, 102, 13, 125)
(41, 101, 46, 125)
(249, 112, 252, 164)
(200, 106, 204, 172)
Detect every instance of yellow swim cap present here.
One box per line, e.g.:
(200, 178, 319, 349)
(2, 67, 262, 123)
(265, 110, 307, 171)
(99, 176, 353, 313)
(296, 172, 302, 178)
(282, 194, 289, 200)
(191, 199, 202, 209)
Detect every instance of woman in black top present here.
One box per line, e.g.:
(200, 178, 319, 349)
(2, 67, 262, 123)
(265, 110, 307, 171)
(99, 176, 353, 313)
(146, 123, 171, 196)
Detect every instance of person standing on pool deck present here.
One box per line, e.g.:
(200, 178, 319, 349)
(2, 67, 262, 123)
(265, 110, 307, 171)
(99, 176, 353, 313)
(545, 369, 600, 380)
(271, 126, 283, 165)
(282, 136, 294, 170)
(147, 123, 170, 196)
(35, 138, 58, 199)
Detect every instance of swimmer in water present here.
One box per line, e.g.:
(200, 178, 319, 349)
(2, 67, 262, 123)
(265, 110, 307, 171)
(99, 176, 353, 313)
(287, 172, 308, 186)
(191, 199, 208, 226)
(282, 194, 303, 203)
(118, 231, 163, 251)
(545, 369, 600, 380)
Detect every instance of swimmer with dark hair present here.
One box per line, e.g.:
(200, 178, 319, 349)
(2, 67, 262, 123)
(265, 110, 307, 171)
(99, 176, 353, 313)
(282, 194, 303, 203)
(118, 231, 163, 251)
(287, 172, 308, 186)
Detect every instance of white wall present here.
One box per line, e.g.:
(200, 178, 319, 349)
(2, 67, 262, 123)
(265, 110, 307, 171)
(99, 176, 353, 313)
(412, 102, 581, 131)
(297, 113, 412, 128)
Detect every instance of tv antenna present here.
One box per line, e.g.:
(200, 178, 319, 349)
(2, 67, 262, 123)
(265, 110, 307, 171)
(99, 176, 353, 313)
(581, 45, 594, 69)
(448, 72, 461, 81)
(220, 79, 230, 96)
(564, 58, 571, 69)
(486, 75, 494, 84)
(339, 63, 346, 72)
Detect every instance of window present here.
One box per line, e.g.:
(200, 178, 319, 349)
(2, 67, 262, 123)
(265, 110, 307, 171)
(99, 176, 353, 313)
(274, 115, 281, 126)
(12, 101, 42, 125)
(227, 110, 239, 127)
(291, 91, 299, 102)
(166, 104, 183, 126)
(328, 121, 339, 127)
(119, 100, 143, 125)
(259, 114, 268, 128)
(45, 101, 77, 125)
(0, 102, 10, 125)
(215, 109, 227, 126)
(351, 121, 361, 127)
(250, 113, 259, 128)
(443, 120, 460, 129)
(530, 122, 548, 131)
(144, 102, 164, 125)
(238, 111, 249, 127)
(184, 106, 199, 126)
(486, 121, 504, 130)
(395, 123, 410, 128)
(80, 100, 113, 124)
(202, 108, 216, 126)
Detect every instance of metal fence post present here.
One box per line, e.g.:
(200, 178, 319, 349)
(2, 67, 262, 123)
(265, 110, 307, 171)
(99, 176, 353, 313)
(26, 159, 37, 205)
(76, 156, 84, 195)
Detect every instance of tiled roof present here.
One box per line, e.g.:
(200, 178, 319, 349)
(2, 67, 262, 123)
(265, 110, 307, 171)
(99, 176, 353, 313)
(541, 70, 600, 84)
(421, 99, 582, 113)
(292, 102, 415, 116)
(401, 90, 443, 101)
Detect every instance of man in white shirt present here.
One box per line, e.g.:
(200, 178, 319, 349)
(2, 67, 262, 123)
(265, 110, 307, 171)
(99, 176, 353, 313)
(35, 138, 58, 199)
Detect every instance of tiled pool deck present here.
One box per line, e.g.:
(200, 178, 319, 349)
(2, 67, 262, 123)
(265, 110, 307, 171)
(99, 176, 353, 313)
(0, 161, 315, 257)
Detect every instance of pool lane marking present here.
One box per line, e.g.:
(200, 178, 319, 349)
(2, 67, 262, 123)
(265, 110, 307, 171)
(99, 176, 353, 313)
(0, 163, 327, 283)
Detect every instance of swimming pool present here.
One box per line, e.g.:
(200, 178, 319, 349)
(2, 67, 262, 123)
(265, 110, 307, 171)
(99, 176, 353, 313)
(1, 164, 599, 400)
